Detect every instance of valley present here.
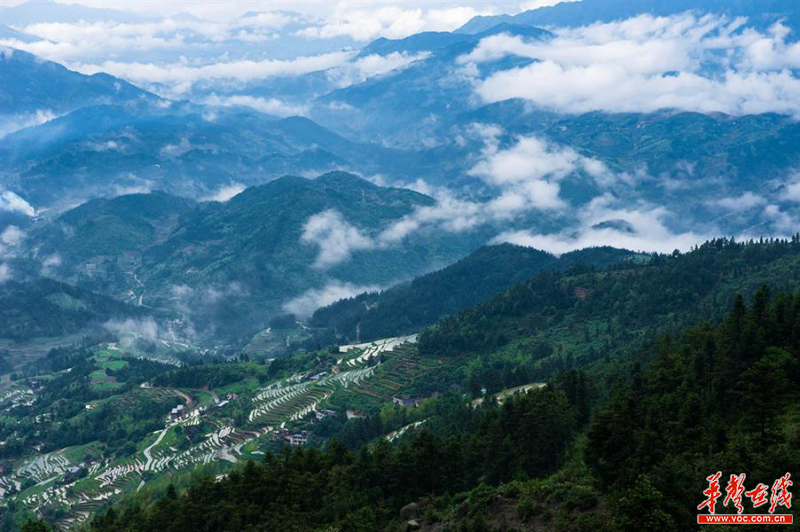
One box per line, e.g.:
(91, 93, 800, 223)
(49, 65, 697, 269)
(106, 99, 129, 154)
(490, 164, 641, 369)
(0, 334, 438, 528)
(1, 0, 799, 530)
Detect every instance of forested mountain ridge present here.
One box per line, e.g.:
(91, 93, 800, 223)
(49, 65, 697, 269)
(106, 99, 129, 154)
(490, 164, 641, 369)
(456, 0, 800, 34)
(0, 48, 160, 116)
(25, 172, 491, 341)
(420, 237, 800, 360)
(75, 239, 800, 532)
(0, 104, 415, 208)
(0, 277, 143, 340)
(4, 0, 800, 529)
(309, 244, 640, 344)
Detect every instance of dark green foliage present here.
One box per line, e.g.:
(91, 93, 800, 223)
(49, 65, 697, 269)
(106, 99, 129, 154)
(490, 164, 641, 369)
(0, 47, 157, 115)
(0, 350, 11, 374)
(152, 364, 260, 389)
(34, 191, 196, 268)
(310, 244, 635, 343)
(420, 238, 800, 358)
(29, 172, 489, 341)
(20, 519, 52, 532)
(0, 277, 142, 340)
(0, 345, 177, 458)
(88, 384, 579, 532)
(586, 289, 800, 525)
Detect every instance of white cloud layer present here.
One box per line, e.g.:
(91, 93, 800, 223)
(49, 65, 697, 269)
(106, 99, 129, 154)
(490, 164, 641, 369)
(710, 192, 767, 211)
(0, 109, 58, 138)
(204, 95, 308, 117)
(200, 183, 246, 202)
(296, 5, 498, 41)
(0, 191, 36, 216)
(69, 51, 355, 91)
(493, 194, 709, 255)
(283, 280, 379, 317)
(0, 225, 25, 261)
(302, 209, 375, 269)
(463, 14, 800, 117)
(104, 317, 160, 343)
(299, 126, 643, 266)
(469, 132, 616, 214)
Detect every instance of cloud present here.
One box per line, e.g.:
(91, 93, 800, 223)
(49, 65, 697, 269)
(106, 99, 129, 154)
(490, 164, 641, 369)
(159, 137, 191, 157)
(300, 186, 486, 268)
(204, 94, 308, 117)
(761, 204, 798, 235)
(518, 0, 581, 10)
(297, 5, 497, 41)
(283, 280, 379, 317)
(69, 50, 356, 92)
(464, 14, 800, 117)
(352, 51, 428, 78)
(0, 263, 10, 284)
(493, 194, 708, 255)
(469, 136, 573, 212)
(710, 192, 767, 211)
(104, 317, 159, 341)
(321, 50, 430, 89)
(467, 129, 619, 215)
(201, 183, 246, 202)
(41, 254, 62, 276)
(86, 140, 121, 151)
(0, 225, 25, 263)
(236, 12, 297, 29)
(781, 180, 800, 203)
(302, 209, 375, 269)
(7, 14, 297, 62)
(112, 183, 154, 196)
(378, 189, 485, 244)
(302, 129, 629, 259)
(1, 225, 25, 247)
(0, 109, 58, 138)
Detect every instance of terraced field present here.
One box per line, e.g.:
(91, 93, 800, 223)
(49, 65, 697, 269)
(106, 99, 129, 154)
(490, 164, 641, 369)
(0, 383, 35, 413)
(1, 335, 426, 528)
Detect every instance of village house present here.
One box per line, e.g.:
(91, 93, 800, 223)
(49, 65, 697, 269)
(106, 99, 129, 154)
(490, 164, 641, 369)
(269, 428, 290, 442)
(286, 430, 310, 446)
(314, 408, 337, 421)
(169, 404, 185, 421)
(62, 464, 86, 484)
(392, 392, 438, 408)
(346, 409, 366, 420)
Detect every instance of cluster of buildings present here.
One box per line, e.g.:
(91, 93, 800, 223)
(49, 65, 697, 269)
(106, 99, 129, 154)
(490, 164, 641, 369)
(270, 429, 310, 446)
(314, 408, 337, 421)
(62, 464, 87, 484)
(168, 404, 185, 421)
(391, 392, 438, 408)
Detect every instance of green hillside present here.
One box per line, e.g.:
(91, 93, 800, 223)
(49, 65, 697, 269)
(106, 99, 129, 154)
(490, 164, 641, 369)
(309, 244, 639, 344)
(66, 238, 800, 532)
(0, 277, 142, 341)
(28, 172, 490, 341)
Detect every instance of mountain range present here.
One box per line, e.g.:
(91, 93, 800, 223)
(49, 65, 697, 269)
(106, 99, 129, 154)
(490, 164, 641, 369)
(1, 1, 799, 530)
(23, 172, 492, 342)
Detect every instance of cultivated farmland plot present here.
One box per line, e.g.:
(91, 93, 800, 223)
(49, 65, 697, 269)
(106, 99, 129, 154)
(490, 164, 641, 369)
(0, 385, 36, 412)
(0, 335, 421, 527)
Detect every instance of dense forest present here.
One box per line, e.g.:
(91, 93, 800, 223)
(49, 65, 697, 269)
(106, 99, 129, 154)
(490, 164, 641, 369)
(420, 237, 800, 360)
(65, 247, 799, 532)
(0, 278, 142, 340)
(309, 244, 635, 344)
